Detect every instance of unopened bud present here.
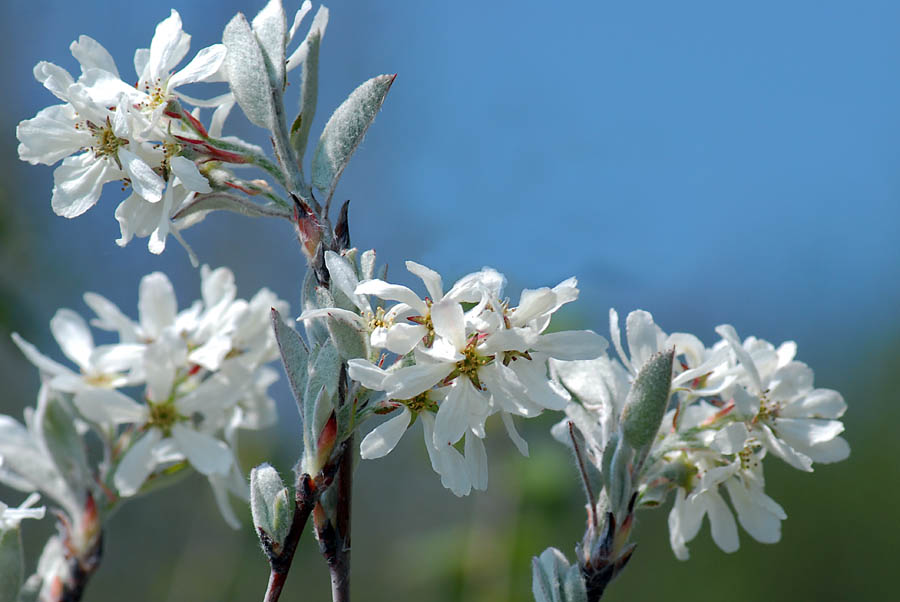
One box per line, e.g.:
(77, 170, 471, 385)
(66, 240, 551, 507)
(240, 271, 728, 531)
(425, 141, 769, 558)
(291, 194, 323, 260)
(316, 413, 338, 472)
(250, 464, 294, 557)
(621, 349, 674, 450)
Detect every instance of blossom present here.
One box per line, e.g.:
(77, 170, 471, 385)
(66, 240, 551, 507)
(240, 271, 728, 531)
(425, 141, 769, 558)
(16, 10, 229, 255)
(17, 85, 164, 218)
(716, 325, 850, 472)
(11, 266, 287, 525)
(339, 263, 606, 495)
(553, 308, 848, 561)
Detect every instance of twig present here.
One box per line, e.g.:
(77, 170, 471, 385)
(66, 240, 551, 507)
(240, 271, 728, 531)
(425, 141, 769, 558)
(263, 441, 347, 602)
(59, 530, 103, 602)
(329, 435, 353, 602)
(263, 474, 318, 602)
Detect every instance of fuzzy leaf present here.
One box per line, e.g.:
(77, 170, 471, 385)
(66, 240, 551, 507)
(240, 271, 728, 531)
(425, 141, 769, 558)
(0, 527, 23, 602)
(36, 394, 90, 499)
(223, 13, 276, 129)
(562, 565, 588, 602)
(326, 316, 368, 361)
(291, 29, 321, 163)
(312, 74, 395, 199)
(272, 308, 309, 427)
(359, 249, 377, 281)
(173, 193, 291, 221)
(301, 270, 329, 346)
(251, 0, 287, 89)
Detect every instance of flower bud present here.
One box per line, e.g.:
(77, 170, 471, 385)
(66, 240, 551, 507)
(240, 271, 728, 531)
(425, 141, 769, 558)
(250, 464, 295, 557)
(532, 547, 587, 602)
(621, 349, 674, 451)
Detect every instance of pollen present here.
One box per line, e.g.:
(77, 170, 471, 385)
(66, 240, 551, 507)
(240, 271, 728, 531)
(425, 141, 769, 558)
(452, 338, 494, 390)
(82, 116, 129, 163)
(756, 389, 781, 422)
(400, 391, 438, 414)
(140, 77, 169, 110)
(147, 401, 183, 436)
(365, 306, 394, 331)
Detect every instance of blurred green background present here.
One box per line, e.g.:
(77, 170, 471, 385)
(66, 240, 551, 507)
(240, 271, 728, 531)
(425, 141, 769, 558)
(2, 0, 898, 600)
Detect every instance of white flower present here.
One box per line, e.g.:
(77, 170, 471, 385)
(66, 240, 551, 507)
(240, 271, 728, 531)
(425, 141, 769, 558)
(17, 85, 164, 218)
(115, 155, 212, 255)
(74, 334, 238, 496)
(716, 325, 850, 472)
(347, 264, 605, 495)
(74, 10, 228, 128)
(12, 309, 144, 394)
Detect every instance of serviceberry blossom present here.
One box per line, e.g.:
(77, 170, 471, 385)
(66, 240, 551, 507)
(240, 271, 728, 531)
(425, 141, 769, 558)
(552, 308, 849, 561)
(15, 10, 231, 256)
(10, 266, 287, 527)
(302, 257, 608, 495)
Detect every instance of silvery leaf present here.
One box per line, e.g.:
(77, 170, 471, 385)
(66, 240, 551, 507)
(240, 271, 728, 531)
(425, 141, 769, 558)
(312, 74, 396, 200)
(223, 13, 276, 130)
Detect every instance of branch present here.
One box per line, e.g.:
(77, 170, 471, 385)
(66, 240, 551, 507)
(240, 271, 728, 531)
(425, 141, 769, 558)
(262, 441, 347, 602)
(59, 530, 103, 602)
(263, 474, 317, 602)
(329, 435, 353, 602)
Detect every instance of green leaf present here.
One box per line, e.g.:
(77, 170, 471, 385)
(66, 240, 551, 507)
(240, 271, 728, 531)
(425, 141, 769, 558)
(312, 74, 396, 201)
(251, 0, 288, 89)
(359, 249, 377, 281)
(36, 393, 89, 499)
(326, 316, 368, 361)
(291, 29, 321, 164)
(562, 565, 588, 602)
(223, 13, 276, 130)
(0, 527, 23, 602)
(172, 193, 291, 221)
(301, 269, 330, 346)
(271, 308, 310, 428)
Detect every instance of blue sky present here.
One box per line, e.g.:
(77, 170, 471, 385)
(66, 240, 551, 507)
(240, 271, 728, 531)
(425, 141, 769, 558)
(4, 0, 899, 372)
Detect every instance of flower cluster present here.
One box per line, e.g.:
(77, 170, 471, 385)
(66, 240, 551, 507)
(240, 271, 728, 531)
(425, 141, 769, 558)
(302, 251, 608, 495)
(8, 266, 288, 528)
(16, 5, 327, 257)
(552, 309, 849, 560)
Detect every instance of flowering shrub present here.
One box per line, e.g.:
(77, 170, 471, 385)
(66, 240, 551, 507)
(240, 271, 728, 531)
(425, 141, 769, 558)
(2, 2, 848, 601)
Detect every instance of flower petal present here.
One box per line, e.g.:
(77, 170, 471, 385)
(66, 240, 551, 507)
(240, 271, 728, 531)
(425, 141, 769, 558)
(355, 280, 426, 314)
(114, 429, 162, 496)
(138, 272, 177, 338)
(383, 362, 454, 400)
(465, 434, 488, 491)
(406, 261, 443, 300)
(430, 299, 466, 351)
(74, 389, 147, 425)
(533, 330, 608, 361)
(171, 423, 233, 476)
(360, 406, 411, 459)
